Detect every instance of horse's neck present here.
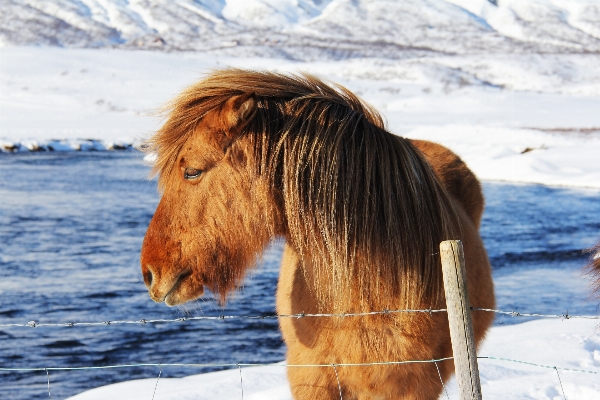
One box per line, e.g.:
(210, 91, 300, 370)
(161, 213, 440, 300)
(277, 243, 415, 314)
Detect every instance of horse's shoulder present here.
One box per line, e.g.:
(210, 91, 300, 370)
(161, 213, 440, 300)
(409, 139, 485, 228)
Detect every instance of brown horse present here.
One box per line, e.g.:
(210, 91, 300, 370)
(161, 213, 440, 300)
(140, 69, 495, 399)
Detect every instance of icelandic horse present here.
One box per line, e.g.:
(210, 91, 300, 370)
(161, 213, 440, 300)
(140, 69, 495, 399)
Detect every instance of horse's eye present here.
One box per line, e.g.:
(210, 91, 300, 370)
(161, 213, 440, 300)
(184, 168, 203, 180)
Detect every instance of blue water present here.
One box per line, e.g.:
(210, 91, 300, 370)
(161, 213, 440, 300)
(0, 152, 598, 399)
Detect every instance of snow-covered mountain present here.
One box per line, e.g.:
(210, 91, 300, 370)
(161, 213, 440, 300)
(2, 0, 600, 59)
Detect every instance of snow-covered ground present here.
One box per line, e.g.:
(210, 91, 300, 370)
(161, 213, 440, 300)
(2, 47, 599, 188)
(67, 319, 600, 400)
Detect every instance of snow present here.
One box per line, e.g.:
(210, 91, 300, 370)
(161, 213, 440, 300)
(406, 125, 600, 188)
(222, 0, 329, 26)
(447, 0, 600, 49)
(68, 363, 293, 400)
(66, 319, 600, 399)
(3, 0, 600, 54)
(2, 47, 599, 188)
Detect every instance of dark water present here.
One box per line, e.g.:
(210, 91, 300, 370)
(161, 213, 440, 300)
(0, 152, 598, 399)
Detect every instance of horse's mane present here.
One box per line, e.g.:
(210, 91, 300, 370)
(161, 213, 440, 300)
(147, 69, 459, 312)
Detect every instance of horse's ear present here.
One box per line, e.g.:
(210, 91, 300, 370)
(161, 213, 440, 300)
(221, 93, 257, 139)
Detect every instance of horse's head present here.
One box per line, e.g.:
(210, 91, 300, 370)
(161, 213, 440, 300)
(139, 69, 462, 314)
(140, 93, 278, 306)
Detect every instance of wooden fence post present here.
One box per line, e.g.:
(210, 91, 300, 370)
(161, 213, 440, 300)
(440, 240, 482, 400)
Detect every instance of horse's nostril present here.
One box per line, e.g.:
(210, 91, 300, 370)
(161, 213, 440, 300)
(143, 269, 153, 288)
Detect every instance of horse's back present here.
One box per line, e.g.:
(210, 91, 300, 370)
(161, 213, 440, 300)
(410, 139, 484, 229)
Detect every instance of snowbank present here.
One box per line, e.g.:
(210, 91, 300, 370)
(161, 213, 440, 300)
(405, 125, 600, 188)
(2, 47, 599, 189)
(67, 319, 600, 400)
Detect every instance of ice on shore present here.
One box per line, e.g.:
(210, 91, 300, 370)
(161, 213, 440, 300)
(0, 138, 135, 152)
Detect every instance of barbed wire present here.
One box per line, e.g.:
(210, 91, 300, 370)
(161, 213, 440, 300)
(0, 356, 597, 375)
(0, 309, 447, 328)
(0, 357, 454, 372)
(479, 357, 599, 375)
(474, 308, 600, 320)
(0, 358, 454, 372)
(0, 307, 598, 329)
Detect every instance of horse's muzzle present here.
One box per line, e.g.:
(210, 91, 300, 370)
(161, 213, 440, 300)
(142, 264, 201, 306)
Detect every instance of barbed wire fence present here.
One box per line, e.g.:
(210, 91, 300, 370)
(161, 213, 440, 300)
(1, 307, 598, 329)
(1, 307, 599, 400)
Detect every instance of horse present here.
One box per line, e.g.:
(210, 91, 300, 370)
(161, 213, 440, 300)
(140, 69, 495, 399)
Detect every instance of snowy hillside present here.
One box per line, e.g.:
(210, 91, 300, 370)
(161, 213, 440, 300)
(2, 0, 600, 58)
